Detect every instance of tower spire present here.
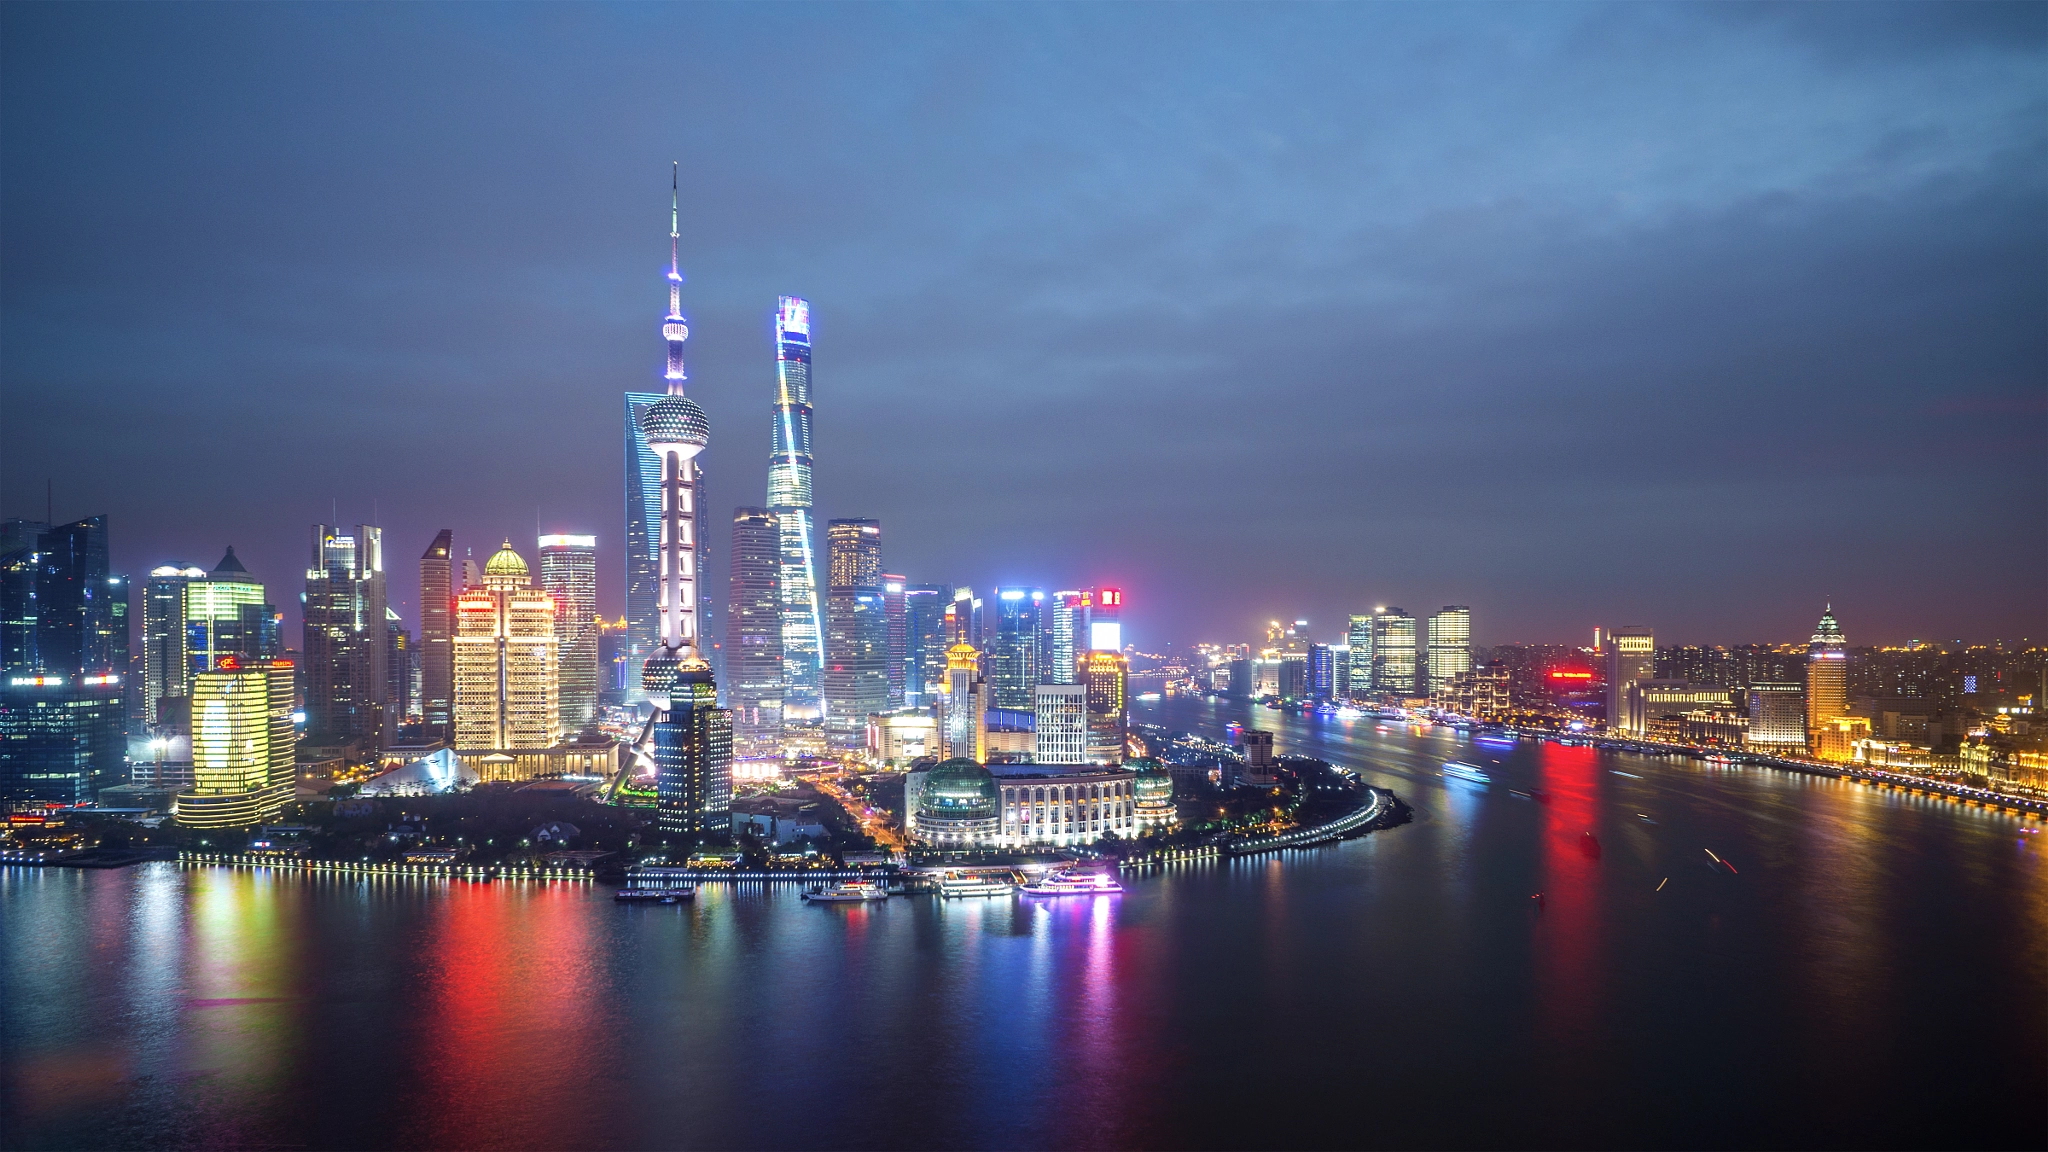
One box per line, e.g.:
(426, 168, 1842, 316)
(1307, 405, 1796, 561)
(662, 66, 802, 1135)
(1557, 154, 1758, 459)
(661, 162, 689, 396)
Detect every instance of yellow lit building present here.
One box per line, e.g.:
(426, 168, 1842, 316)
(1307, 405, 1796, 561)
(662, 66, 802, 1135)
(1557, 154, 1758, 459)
(1806, 605, 1848, 745)
(453, 542, 561, 752)
(1814, 715, 1871, 763)
(1085, 650, 1128, 765)
(939, 642, 984, 762)
(177, 658, 296, 828)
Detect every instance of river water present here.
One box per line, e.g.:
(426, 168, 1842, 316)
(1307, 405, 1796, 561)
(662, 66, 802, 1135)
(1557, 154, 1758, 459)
(4, 695, 2043, 1150)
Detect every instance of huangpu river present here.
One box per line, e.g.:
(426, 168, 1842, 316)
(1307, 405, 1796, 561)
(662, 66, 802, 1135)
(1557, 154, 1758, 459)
(5, 696, 2044, 1150)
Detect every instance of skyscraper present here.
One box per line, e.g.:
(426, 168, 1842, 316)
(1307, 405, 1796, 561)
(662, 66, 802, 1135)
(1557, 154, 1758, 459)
(1606, 626, 1655, 732)
(1346, 614, 1374, 700)
(138, 547, 272, 732)
(1427, 606, 1472, 694)
(1033, 683, 1088, 765)
(883, 575, 907, 710)
(767, 295, 823, 722)
(1048, 591, 1084, 685)
(624, 388, 667, 699)
(1371, 608, 1418, 697)
(727, 508, 783, 756)
(385, 607, 412, 726)
(0, 515, 127, 803)
(303, 524, 389, 750)
(177, 657, 295, 828)
(1806, 605, 1848, 745)
(419, 530, 453, 738)
(1085, 650, 1129, 765)
(940, 642, 985, 762)
(1309, 643, 1335, 700)
(986, 588, 1044, 710)
(453, 543, 560, 751)
(539, 534, 600, 736)
(822, 519, 886, 749)
(1088, 587, 1123, 653)
(640, 169, 731, 841)
(903, 583, 949, 708)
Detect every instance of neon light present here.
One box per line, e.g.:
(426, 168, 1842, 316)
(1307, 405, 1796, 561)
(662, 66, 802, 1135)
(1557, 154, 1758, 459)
(538, 534, 595, 549)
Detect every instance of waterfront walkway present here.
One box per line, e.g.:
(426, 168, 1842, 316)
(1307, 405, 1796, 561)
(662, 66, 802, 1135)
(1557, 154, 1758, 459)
(1228, 786, 1390, 856)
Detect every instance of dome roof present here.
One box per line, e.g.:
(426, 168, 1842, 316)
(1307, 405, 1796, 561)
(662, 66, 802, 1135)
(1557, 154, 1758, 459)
(639, 393, 710, 448)
(484, 541, 528, 576)
(918, 759, 998, 821)
(1131, 759, 1174, 803)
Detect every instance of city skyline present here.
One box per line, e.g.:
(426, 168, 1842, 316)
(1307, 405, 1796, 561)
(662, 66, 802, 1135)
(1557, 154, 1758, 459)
(3, 5, 2042, 653)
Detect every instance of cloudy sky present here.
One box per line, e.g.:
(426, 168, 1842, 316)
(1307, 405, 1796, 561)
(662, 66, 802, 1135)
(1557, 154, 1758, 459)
(3, 2, 2042, 650)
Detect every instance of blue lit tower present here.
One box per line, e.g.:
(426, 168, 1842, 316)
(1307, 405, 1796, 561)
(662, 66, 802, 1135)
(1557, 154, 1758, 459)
(637, 165, 731, 841)
(768, 296, 823, 723)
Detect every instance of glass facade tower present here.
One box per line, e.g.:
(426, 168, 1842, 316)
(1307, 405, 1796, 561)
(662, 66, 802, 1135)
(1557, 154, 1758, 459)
(1427, 606, 1472, 694)
(727, 508, 783, 755)
(1371, 609, 1418, 697)
(767, 296, 823, 721)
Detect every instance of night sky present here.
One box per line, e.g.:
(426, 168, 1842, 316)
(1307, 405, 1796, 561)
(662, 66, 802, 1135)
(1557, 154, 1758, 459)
(3, 3, 2042, 651)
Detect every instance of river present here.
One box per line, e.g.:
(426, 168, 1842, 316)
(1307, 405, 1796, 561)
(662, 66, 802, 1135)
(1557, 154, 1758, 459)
(3, 694, 2042, 1149)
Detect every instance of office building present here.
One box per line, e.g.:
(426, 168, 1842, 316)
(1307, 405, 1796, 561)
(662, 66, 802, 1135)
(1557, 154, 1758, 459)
(1085, 650, 1128, 764)
(903, 584, 949, 707)
(419, 530, 454, 738)
(452, 543, 560, 752)
(1033, 683, 1089, 765)
(940, 642, 985, 762)
(1427, 606, 1472, 694)
(767, 295, 823, 721)
(1371, 608, 1418, 697)
(1049, 591, 1084, 684)
(0, 672, 125, 806)
(947, 588, 983, 647)
(1347, 614, 1374, 699)
(385, 608, 412, 726)
(639, 175, 731, 841)
(1624, 680, 1733, 740)
(1088, 587, 1123, 652)
(139, 547, 271, 731)
(538, 534, 600, 735)
(1, 516, 128, 804)
(1807, 605, 1848, 746)
(140, 562, 205, 728)
(727, 508, 784, 756)
(304, 524, 390, 751)
(868, 708, 939, 766)
(623, 389, 668, 700)
(986, 587, 1044, 711)
(1606, 626, 1655, 732)
(176, 657, 295, 828)
(1748, 682, 1807, 750)
(1309, 643, 1335, 700)
(883, 575, 907, 709)
(822, 519, 887, 749)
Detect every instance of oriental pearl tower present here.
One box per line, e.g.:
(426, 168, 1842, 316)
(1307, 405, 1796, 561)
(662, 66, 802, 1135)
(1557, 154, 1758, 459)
(635, 164, 732, 841)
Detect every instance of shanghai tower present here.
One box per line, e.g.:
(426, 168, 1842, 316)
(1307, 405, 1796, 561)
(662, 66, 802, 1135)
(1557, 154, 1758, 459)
(768, 296, 823, 723)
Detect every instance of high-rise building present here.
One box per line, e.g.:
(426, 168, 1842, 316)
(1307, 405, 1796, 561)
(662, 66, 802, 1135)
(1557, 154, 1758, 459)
(727, 508, 783, 756)
(385, 607, 412, 726)
(138, 547, 272, 732)
(419, 530, 453, 738)
(538, 534, 600, 736)
(947, 588, 984, 648)
(823, 519, 887, 749)
(177, 657, 295, 828)
(1371, 608, 1418, 697)
(1807, 605, 1848, 744)
(304, 524, 389, 751)
(1085, 650, 1129, 764)
(1048, 591, 1084, 685)
(1427, 606, 1472, 694)
(883, 575, 907, 710)
(639, 169, 731, 841)
(453, 543, 561, 752)
(141, 563, 203, 728)
(767, 295, 823, 722)
(1033, 683, 1089, 765)
(624, 389, 666, 699)
(1088, 587, 1123, 653)
(0, 516, 127, 804)
(1747, 682, 1807, 750)
(1605, 626, 1655, 732)
(1347, 614, 1374, 699)
(904, 584, 949, 708)
(1308, 643, 1335, 700)
(986, 588, 1044, 710)
(940, 642, 985, 762)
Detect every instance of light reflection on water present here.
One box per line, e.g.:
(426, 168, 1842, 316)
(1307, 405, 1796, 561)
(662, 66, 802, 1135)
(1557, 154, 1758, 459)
(2, 695, 2043, 1150)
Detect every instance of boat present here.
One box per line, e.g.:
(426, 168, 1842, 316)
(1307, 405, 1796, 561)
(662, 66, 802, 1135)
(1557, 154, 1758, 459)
(1441, 761, 1491, 784)
(615, 886, 693, 904)
(939, 874, 1015, 898)
(1018, 870, 1124, 897)
(801, 880, 890, 903)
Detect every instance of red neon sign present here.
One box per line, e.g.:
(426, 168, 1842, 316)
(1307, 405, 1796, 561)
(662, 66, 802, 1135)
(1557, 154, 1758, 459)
(1549, 670, 1593, 680)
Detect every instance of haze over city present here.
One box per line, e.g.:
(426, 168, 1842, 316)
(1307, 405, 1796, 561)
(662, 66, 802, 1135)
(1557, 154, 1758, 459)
(4, 3, 2041, 649)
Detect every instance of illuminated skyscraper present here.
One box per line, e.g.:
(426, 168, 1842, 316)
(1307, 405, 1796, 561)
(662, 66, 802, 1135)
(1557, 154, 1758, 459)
(1427, 606, 1472, 694)
(139, 547, 272, 731)
(639, 168, 730, 840)
(1085, 650, 1128, 764)
(1747, 681, 1806, 749)
(767, 295, 823, 721)
(987, 588, 1044, 710)
(823, 519, 886, 749)
(940, 642, 985, 762)
(1034, 683, 1088, 765)
(0, 516, 127, 803)
(728, 508, 783, 755)
(177, 657, 295, 828)
(419, 530, 453, 737)
(539, 535, 599, 735)
(1346, 614, 1373, 699)
(883, 575, 907, 709)
(453, 543, 560, 751)
(1087, 587, 1123, 653)
(904, 583, 948, 708)
(1606, 626, 1655, 732)
(1806, 605, 1848, 744)
(624, 389, 666, 699)
(304, 524, 389, 749)
(1371, 608, 1417, 697)
(1048, 591, 1084, 685)
(1309, 643, 1335, 700)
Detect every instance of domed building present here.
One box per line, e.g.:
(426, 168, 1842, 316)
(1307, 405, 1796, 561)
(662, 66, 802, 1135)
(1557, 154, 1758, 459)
(1130, 758, 1177, 830)
(912, 759, 1000, 848)
(453, 541, 560, 753)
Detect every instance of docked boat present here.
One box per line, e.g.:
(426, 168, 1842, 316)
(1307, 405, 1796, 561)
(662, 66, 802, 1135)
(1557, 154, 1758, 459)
(802, 880, 889, 904)
(615, 886, 693, 904)
(939, 874, 1015, 898)
(1018, 870, 1124, 897)
(1441, 761, 1491, 784)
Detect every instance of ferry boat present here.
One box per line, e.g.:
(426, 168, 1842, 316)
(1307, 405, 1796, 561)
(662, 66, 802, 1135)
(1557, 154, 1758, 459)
(1440, 761, 1491, 784)
(939, 874, 1016, 898)
(615, 886, 693, 904)
(1018, 870, 1124, 897)
(801, 880, 890, 904)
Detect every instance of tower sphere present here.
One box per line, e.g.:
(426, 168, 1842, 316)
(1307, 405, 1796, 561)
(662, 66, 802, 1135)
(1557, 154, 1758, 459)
(663, 318, 689, 343)
(639, 393, 710, 457)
